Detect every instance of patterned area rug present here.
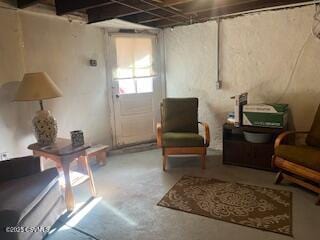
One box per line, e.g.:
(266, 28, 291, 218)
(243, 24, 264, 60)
(158, 175, 292, 236)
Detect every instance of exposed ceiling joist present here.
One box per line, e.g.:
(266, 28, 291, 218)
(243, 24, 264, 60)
(87, 1, 159, 23)
(55, 0, 113, 15)
(17, 0, 41, 8)
(192, 0, 317, 22)
(162, 0, 193, 6)
(140, 0, 191, 19)
(88, 0, 190, 25)
(155, 0, 317, 28)
(20, 0, 318, 28)
(141, 0, 315, 27)
(135, 0, 317, 28)
(121, 8, 173, 23)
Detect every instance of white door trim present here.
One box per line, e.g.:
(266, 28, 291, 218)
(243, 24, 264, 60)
(105, 30, 165, 147)
(104, 30, 117, 147)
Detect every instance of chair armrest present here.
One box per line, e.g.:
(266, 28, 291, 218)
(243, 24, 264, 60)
(156, 123, 162, 147)
(0, 156, 41, 182)
(274, 131, 309, 149)
(199, 122, 210, 147)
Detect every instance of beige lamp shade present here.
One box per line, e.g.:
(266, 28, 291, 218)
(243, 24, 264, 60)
(15, 72, 63, 101)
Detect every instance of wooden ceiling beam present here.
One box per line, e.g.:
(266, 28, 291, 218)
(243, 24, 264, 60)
(17, 0, 40, 8)
(55, 0, 113, 15)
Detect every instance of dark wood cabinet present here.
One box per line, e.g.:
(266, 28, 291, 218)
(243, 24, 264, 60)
(223, 124, 284, 171)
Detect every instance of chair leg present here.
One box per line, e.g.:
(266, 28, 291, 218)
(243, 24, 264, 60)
(275, 171, 283, 185)
(96, 151, 107, 166)
(317, 194, 320, 206)
(201, 154, 206, 170)
(163, 154, 168, 171)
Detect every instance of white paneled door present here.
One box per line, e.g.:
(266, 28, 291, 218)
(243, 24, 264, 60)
(110, 34, 162, 146)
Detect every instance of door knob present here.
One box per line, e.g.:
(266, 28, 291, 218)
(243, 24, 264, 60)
(115, 94, 120, 98)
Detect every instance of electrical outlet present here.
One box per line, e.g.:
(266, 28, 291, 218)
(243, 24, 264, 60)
(216, 81, 222, 89)
(0, 152, 9, 161)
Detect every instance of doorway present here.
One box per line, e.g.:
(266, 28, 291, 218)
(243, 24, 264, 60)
(109, 33, 162, 146)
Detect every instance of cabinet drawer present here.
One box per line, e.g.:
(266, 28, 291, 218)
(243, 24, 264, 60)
(223, 140, 251, 166)
(251, 143, 274, 170)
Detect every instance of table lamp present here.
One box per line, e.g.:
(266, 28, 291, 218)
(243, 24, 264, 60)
(15, 72, 63, 146)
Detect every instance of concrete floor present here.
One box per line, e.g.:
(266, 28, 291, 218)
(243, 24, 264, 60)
(46, 149, 320, 240)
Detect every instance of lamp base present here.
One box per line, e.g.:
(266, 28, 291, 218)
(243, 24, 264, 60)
(32, 110, 58, 146)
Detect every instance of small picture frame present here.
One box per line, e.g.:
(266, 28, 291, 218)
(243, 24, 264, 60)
(70, 130, 84, 147)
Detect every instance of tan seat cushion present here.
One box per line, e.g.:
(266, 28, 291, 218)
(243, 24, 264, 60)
(275, 145, 320, 172)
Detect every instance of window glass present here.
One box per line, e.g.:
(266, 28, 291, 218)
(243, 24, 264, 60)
(137, 77, 153, 93)
(118, 79, 135, 94)
(113, 35, 156, 95)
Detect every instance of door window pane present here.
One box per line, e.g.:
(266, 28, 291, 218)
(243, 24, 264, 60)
(114, 36, 155, 79)
(113, 35, 157, 95)
(116, 68, 134, 79)
(118, 79, 136, 94)
(137, 77, 153, 93)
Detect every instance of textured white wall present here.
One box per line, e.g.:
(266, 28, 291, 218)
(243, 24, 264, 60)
(164, 5, 320, 149)
(0, 7, 30, 157)
(0, 8, 112, 157)
(164, 21, 220, 146)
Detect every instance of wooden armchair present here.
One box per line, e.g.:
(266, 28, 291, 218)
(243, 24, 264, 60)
(156, 98, 210, 171)
(272, 104, 320, 205)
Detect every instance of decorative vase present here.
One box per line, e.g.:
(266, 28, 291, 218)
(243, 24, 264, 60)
(32, 110, 57, 146)
(71, 130, 84, 147)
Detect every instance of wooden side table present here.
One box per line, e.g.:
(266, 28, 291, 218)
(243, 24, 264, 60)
(86, 144, 109, 166)
(28, 138, 96, 211)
